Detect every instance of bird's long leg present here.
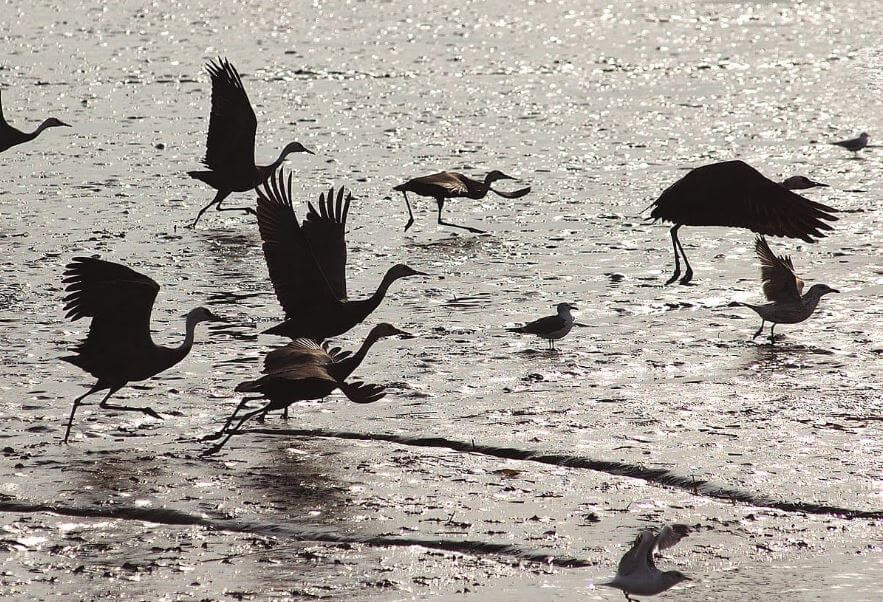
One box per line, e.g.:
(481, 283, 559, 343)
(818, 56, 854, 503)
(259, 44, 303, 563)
(202, 405, 270, 456)
(436, 198, 485, 234)
(752, 320, 765, 339)
(189, 189, 231, 228)
(63, 383, 104, 443)
(673, 226, 693, 284)
(769, 323, 777, 344)
(201, 396, 263, 441)
(98, 388, 163, 421)
(402, 191, 415, 232)
(664, 224, 682, 285)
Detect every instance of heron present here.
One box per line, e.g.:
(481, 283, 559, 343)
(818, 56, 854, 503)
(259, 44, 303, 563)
(831, 132, 869, 156)
(187, 58, 314, 227)
(393, 170, 532, 234)
(780, 175, 828, 190)
(648, 160, 838, 285)
(731, 236, 838, 343)
(599, 524, 692, 601)
(0, 89, 69, 153)
(256, 169, 428, 341)
(507, 302, 577, 351)
(61, 256, 223, 442)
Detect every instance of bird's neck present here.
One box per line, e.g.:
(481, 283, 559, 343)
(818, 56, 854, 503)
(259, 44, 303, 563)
(178, 314, 201, 354)
(270, 147, 290, 169)
(354, 271, 399, 318)
(558, 309, 574, 323)
(336, 331, 382, 378)
(800, 290, 824, 311)
(27, 119, 56, 139)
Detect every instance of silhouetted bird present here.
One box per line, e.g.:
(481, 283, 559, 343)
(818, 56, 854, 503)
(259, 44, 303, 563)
(599, 524, 691, 601)
(731, 236, 838, 343)
(188, 58, 313, 227)
(648, 160, 838, 285)
(393, 170, 531, 234)
(831, 132, 869, 156)
(507, 302, 577, 350)
(0, 89, 69, 153)
(781, 175, 828, 190)
(61, 256, 222, 442)
(256, 170, 427, 341)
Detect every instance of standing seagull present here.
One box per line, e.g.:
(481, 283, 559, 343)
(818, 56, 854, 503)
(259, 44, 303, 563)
(61, 256, 223, 442)
(257, 170, 427, 341)
(507, 302, 577, 351)
(0, 89, 69, 153)
(393, 170, 531, 234)
(188, 58, 314, 227)
(599, 524, 691, 601)
(731, 236, 838, 343)
(830, 132, 869, 156)
(648, 160, 838, 285)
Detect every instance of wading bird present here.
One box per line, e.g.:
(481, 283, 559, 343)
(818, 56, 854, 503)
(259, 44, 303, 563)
(393, 170, 531, 234)
(507, 302, 577, 351)
(731, 236, 838, 343)
(648, 160, 838, 285)
(188, 58, 313, 227)
(831, 132, 869, 156)
(257, 170, 427, 341)
(780, 175, 828, 190)
(61, 256, 222, 442)
(202, 340, 386, 456)
(0, 89, 69, 153)
(599, 524, 691, 601)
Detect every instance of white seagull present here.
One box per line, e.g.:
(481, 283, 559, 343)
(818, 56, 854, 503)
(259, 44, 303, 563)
(599, 524, 691, 601)
(507, 302, 577, 350)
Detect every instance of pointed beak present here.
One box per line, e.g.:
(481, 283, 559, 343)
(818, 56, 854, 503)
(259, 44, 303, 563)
(568, 304, 579, 311)
(209, 312, 228, 322)
(59, 121, 71, 127)
(830, 288, 840, 294)
(412, 270, 429, 277)
(500, 172, 517, 180)
(811, 180, 829, 188)
(303, 147, 316, 155)
(393, 328, 414, 339)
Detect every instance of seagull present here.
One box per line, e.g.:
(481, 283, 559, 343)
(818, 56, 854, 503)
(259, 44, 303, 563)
(831, 132, 869, 156)
(507, 302, 577, 350)
(599, 524, 691, 601)
(731, 236, 838, 343)
(780, 175, 828, 190)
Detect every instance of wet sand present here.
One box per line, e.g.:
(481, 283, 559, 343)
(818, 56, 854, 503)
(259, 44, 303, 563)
(1, 0, 881, 600)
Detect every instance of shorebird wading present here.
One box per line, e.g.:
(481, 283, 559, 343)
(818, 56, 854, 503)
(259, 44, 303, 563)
(507, 302, 577, 350)
(599, 524, 692, 601)
(830, 132, 869, 156)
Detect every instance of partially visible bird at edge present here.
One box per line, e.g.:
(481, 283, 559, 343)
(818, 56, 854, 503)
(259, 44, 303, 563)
(730, 236, 838, 343)
(507, 302, 577, 351)
(646, 160, 838, 285)
(830, 132, 869, 156)
(394, 170, 531, 234)
(256, 169, 427, 342)
(61, 256, 223, 442)
(0, 88, 69, 153)
(188, 58, 314, 227)
(599, 524, 692, 601)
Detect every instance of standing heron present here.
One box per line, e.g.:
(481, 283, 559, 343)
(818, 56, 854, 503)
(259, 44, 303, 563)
(393, 170, 531, 234)
(507, 302, 577, 351)
(599, 524, 692, 601)
(188, 58, 314, 227)
(830, 132, 869, 156)
(0, 89, 69, 153)
(731, 236, 838, 343)
(61, 256, 223, 442)
(257, 170, 427, 341)
(648, 160, 838, 285)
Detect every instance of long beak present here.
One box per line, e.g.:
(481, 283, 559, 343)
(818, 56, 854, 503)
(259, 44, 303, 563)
(394, 328, 414, 339)
(568, 304, 579, 311)
(811, 180, 829, 187)
(59, 121, 71, 127)
(412, 270, 429, 277)
(303, 147, 316, 155)
(830, 288, 840, 293)
(210, 313, 229, 322)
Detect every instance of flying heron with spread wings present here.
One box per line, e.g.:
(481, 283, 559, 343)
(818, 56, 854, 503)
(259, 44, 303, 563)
(256, 170, 427, 341)
(61, 256, 222, 442)
(731, 236, 838, 343)
(0, 88, 69, 153)
(648, 160, 838, 285)
(599, 524, 692, 601)
(188, 58, 313, 227)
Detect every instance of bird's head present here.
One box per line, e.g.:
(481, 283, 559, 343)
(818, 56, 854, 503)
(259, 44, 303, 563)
(859, 132, 869, 141)
(662, 570, 691, 588)
(808, 283, 839, 297)
(485, 170, 516, 184)
(370, 322, 414, 340)
(385, 264, 428, 282)
(781, 175, 828, 190)
(556, 302, 578, 313)
(41, 117, 70, 130)
(186, 306, 225, 324)
(282, 141, 315, 157)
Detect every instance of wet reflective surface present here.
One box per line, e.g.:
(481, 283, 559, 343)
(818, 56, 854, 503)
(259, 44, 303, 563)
(1, 0, 881, 599)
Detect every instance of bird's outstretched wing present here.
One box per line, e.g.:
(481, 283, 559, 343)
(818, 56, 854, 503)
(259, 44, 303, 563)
(418, 172, 469, 195)
(322, 341, 352, 362)
(303, 186, 351, 300)
(62, 256, 160, 352)
(263, 338, 332, 373)
(755, 236, 803, 302)
(256, 169, 342, 318)
(646, 524, 690, 569)
(201, 58, 257, 175)
(337, 380, 386, 404)
(616, 530, 655, 577)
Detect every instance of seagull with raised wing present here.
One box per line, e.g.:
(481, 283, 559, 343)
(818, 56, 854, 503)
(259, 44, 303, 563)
(507, 302, 577, 350)
(599, 524, 692, 601)
(731, 236, 838, 343)
(831, 132, 869, 156)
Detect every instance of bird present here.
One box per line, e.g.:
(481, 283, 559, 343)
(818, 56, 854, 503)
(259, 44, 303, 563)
(187, 58, 314, 227)
(507, 302, 577, 351)
(0, 88, 69, 153)
(202, 340, 387, 456)
(647, 160, 838, 285)
(256, 169, 428, 341)
(599, 524, 692, 601)
(830, 132, 869, 156)
(731, 236, 838, 343)
(61, 256, 223, 442)
(393, 170, 532, 234)
(780, 175, 828, 190)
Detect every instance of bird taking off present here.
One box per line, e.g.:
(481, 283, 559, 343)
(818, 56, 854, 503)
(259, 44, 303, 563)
(61, 256, 223, 442)
(731, 236, 838, 344)
(0, 88, 69, 153)
(648, 160, 838, 285)
(393, 170, 531, 234)
(599, 524, 692, 601)
(187, 58, 313, 227)
(830, 132, 869, 156)
(507, 302, 577, 351)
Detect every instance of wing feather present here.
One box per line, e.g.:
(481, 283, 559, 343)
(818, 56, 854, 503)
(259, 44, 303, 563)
(202, 58, 257, 175)
(303, 186, 351, 300)
(755, 236, 802, 302)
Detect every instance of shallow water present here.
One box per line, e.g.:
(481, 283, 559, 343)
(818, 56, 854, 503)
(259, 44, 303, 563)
(1, 0, 881, 600)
